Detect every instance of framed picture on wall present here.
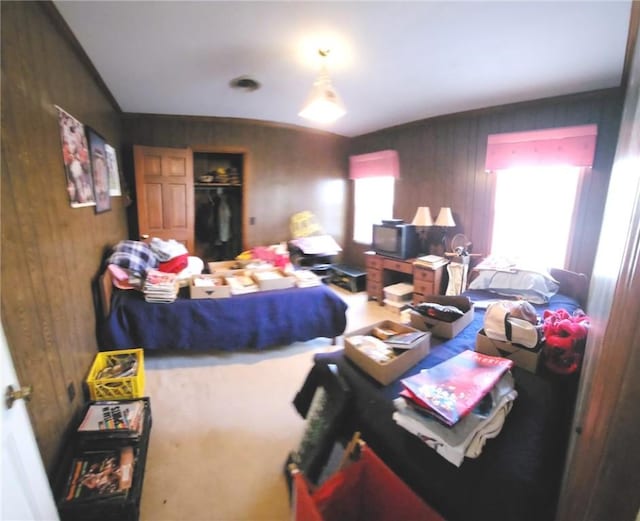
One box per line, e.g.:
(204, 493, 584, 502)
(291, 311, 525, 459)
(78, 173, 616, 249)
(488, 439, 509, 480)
(86, 127, 111, 213)
(104, 143, 122, 197)
(56, 106, 96, 208)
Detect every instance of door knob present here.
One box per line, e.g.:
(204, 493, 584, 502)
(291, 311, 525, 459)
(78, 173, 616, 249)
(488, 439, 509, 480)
(140, 234, 149, 240)
(5, 384, 33, 409)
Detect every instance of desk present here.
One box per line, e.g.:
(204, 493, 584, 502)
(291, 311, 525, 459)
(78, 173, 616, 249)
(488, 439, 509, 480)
(364, 252, 445, 305)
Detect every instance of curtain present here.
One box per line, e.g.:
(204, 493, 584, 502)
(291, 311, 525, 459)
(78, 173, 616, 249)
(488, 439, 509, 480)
(485, 124, 598, 171)
(349, 150, 399, 179)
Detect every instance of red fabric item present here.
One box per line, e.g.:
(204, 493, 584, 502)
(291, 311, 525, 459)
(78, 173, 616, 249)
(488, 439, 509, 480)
(158, 254, 188, 274)
(542, 308, 590, 374)
(294, 445, 443, 521)
(293, 473, 324, 521)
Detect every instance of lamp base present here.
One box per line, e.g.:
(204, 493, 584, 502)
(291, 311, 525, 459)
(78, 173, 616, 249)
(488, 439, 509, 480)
(425, 228, 447, 257)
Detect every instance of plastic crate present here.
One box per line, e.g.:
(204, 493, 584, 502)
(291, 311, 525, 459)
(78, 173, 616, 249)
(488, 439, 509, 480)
(86, 349, 145, 400)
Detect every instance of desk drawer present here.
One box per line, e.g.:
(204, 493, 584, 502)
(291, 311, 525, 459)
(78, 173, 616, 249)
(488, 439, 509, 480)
(366, 255, 383, 270)
(414, 267, 435, 282)
(414, 280, 435, 295)
(367, 280, 383, 299)
(383, 258, 413, 274)
(367, 268, 383, 283)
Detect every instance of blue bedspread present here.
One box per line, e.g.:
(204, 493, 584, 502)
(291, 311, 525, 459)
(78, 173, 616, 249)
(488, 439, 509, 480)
(101, 284, 348, 351)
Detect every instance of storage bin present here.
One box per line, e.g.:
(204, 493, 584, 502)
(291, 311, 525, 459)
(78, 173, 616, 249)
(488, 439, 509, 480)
(86, 349, 145, 400)
(290, 434, 443, 521)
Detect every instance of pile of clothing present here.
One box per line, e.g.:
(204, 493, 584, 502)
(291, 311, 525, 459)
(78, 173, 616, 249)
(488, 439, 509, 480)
(392, 350, 518, 467)
(106, 239, 204, 292)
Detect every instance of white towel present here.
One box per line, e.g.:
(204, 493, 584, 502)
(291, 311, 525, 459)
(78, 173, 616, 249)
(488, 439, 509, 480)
(218, 197, 231, 242)
(150, 237, 189, 261)
(465, 401, 514, 459)
(446, 262, 468, 296)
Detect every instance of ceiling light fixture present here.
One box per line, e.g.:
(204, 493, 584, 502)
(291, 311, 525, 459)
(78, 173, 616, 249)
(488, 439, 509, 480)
(298, 49, 346, 124)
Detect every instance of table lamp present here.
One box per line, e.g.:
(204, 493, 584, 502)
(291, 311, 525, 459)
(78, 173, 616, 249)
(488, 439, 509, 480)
(412, 206, 433, 255)
(434, 207, 456, 252)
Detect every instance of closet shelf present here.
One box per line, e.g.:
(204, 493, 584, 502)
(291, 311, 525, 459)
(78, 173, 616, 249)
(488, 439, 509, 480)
(195, 183, 242, 190)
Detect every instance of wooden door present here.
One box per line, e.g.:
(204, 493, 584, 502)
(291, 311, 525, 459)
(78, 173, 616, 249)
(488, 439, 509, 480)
(134, 145, 194, 252)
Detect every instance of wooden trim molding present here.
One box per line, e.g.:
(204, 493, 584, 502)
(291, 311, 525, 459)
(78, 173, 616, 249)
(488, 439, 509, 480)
(621, 1, 640, 93)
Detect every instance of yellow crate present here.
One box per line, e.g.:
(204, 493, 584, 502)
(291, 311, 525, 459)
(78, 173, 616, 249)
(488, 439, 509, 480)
(86, 348, 145, 400)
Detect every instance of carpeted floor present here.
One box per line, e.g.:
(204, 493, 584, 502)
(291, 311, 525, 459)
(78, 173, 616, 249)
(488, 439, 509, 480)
(139, 286, 392, 521)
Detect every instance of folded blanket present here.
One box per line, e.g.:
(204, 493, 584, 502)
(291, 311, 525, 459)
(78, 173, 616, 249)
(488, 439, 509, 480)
(392, 372, 518, 467)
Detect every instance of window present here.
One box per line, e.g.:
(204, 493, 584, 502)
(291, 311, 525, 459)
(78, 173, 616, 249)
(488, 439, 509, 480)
(491, 165, 581, 268)
(352, 176, 395, 244)
(349, 150, 399, 245)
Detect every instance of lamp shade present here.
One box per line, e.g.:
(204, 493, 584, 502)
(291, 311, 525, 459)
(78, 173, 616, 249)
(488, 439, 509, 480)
(298, 74, 346, 124)
(435, 207, 456, 227)
(412, 206, 433, 227)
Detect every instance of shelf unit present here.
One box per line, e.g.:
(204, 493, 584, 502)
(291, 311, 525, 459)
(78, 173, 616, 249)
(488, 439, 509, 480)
(195, 183, 242, 191)
(56, 398, 152, 521)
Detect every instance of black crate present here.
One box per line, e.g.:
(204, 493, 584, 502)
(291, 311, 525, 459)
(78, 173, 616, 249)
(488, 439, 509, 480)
(56, 398, 152, 521)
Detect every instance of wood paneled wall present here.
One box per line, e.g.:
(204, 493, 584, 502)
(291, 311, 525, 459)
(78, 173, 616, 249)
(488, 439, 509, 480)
(345, 90, 624, 281)
(0, 2, 128, 474)
(122, 115, 350, 250)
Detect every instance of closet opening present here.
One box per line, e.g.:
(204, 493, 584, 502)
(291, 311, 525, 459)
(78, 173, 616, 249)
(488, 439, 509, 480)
(193, 150, 245, 262)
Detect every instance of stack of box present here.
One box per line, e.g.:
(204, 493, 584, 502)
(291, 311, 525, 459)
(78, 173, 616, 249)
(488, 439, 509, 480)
(383, 283, 414, 314)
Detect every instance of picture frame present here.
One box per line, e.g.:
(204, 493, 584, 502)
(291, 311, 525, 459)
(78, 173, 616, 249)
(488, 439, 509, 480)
(104, 143, 122, 197)
(56, 106, 96, 208)
(86, 127, 111, 214)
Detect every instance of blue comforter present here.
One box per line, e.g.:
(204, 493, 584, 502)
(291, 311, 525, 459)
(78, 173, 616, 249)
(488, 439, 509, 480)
(101, 284, 348, 351)
(311, 289, 583, 521)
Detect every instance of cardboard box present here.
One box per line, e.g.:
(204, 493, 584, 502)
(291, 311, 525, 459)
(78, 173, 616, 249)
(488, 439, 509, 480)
(344, 320, 431, 385)
(208, 260, 247, 277)
(226, 274, 259, 295)
(475, 330, 542, 373)
(252, 269, 296, 291)
(409, 306, 475, 339)
(383, 282, 414, 302)
(189, 274, 231, 299)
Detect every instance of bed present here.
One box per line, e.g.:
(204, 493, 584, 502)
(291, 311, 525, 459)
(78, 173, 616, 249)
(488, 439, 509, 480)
(295, 268, 588, 521)
(98, 270, 348, 352)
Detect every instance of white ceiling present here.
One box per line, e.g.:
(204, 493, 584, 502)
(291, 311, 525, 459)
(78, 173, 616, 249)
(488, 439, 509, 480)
(53, 1, 633, 138)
